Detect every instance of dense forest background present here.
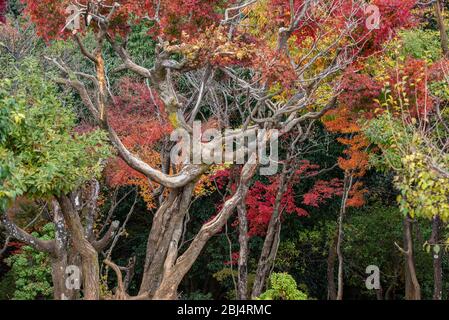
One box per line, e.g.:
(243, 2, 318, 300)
(1, 0, 449, 300)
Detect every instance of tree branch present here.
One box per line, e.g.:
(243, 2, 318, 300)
(0, 214, 56, 255)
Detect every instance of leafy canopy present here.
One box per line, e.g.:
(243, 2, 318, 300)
(0, 59, 111, 210)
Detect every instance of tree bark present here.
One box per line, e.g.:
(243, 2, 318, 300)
(327, 233, 338, 300)
(336, 219, 344, 300)
(51, 254, 74, 300)
(403, 214, 421, 300)
(138, 184, 194, 297)
(57, 195, 100, 300)
(429, 215, 442, 300)
(336, 173, 353, 300)
(434, 0, 449, 57)
(1, 213, 55, 254)
(237, 200, 249, 300)
(50, 200, 73, 300)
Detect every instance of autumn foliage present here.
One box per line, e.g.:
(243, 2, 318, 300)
(105, 78, 171, 209)
(244, 161, 320, 237)
(3, 0, 435, 302)
(0, 0, 6, 24)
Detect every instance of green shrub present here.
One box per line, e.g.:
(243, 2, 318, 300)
(258, 273, 308, 300)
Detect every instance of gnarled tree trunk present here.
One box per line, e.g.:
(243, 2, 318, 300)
(403, 214, 421, 300)
(50, 200, 72, 300)
(237, 199, 249, 300)
(139, 183, 195, 297)
(57, 195, 100, 300)
(152, 160, 258, 299)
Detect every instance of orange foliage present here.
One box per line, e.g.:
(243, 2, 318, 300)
(105, 79, 172, 209)
(323, 105, 369, 207)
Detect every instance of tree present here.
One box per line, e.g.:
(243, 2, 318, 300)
(21, 0, 415, 299)
(364, 53, 449, 299)
(0, 58, 113, 299)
